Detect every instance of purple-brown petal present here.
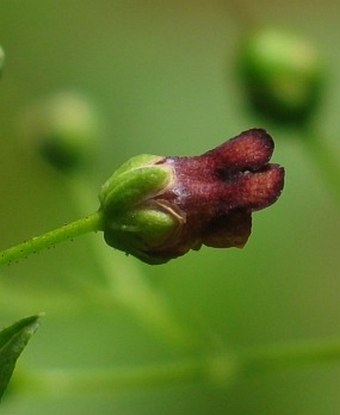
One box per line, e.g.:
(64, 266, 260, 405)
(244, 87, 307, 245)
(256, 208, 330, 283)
(204, 128, 274, 172)
(232, 165, 285, 211)
(202, 210, 252, 248)
(156, 128, 284, 257)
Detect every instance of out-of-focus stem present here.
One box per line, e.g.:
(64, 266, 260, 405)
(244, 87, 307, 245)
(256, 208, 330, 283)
(300, 128, 340, 206)
(14, 337, 340, 397)
(15, 353, 237, 397)
(242, 338, 340, 375)
(66, 176, 196, 349)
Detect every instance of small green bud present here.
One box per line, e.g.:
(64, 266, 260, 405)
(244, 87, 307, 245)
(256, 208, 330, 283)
(0, 46, 4, 76)
(99, 155, 182, 264)
(22, 92, 99, 172)
(239, 29, 323, 124)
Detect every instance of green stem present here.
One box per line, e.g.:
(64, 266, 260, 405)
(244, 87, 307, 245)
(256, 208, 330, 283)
(67, 177, 197, 349)
(15, 338, 340, 397)
(17, 363, 202, 395)
(0, 211, 103, 267)
(300, 128, 340, 206)
(16, 355, 237, 397)
(242, 338, 340, 376)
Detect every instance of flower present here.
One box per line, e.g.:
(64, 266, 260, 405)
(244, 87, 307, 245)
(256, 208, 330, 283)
(99, 129, 284, 264)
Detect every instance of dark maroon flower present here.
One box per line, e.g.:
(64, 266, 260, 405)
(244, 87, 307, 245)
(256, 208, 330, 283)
(100, 128, 284, 264)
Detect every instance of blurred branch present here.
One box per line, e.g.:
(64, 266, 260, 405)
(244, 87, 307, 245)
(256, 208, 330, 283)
(66, 176, 198, 349)
(242, 337, 340, 375)
(13, 337, 340, 398)
(14, 353, 237, 397)
(299, 127, 340, 206)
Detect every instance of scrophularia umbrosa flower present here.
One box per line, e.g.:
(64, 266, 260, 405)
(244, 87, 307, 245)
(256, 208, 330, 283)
(99, 129, 284, 264)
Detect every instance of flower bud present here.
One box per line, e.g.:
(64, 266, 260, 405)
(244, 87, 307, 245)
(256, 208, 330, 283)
(100, 129, 284, 264)
(22, 92, 99, 172)
(239, 29, 323, 124)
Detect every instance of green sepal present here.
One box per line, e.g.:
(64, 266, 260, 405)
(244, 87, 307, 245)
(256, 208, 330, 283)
(103, 205, 179, 264)
(108, 154, 162, 179)
(99, 155, 172, 213)
(105, 205, 176, 245)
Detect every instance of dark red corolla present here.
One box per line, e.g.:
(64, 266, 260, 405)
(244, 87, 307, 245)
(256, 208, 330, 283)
(100, 129, 285, 264)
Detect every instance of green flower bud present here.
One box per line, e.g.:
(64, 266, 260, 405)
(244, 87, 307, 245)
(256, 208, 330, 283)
(22, 92, 99, 172)
(239, 29, 323, 124)
(99, 154, 183, 264)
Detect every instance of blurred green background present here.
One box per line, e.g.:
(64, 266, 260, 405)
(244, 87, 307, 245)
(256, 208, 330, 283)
(0, 1, 339, 414)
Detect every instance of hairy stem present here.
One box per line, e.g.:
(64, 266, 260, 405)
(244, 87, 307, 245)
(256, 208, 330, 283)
(0, 212, 103, 267)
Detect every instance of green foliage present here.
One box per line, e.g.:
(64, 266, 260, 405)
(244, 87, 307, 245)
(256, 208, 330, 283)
(0, 315, 41, 401)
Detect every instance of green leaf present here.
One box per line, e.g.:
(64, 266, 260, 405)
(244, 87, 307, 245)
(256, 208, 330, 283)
(0, 314, 42, 401)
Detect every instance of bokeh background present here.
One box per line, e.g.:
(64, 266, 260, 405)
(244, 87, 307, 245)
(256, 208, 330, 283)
(0, 1, 339, 414)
